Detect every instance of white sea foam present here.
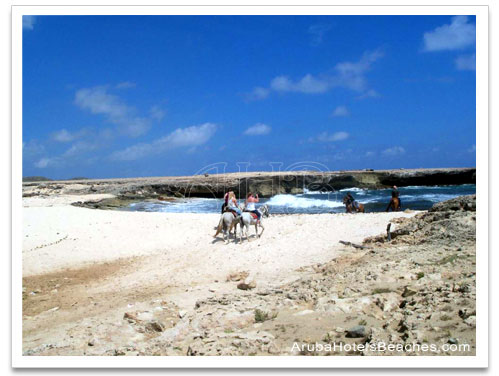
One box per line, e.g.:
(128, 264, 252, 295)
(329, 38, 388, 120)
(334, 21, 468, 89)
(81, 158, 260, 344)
(267, 194, 343, 209)
(339, 187, 366, 192)
(399, 193, 457, 203)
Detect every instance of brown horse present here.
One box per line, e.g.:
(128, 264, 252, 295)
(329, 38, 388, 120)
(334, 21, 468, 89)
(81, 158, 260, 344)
(386, 197, 401, 212)
(342, 196, 365, 213)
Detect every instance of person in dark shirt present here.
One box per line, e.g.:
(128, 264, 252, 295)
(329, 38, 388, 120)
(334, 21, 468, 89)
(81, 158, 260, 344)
(346, 193, 359, 210)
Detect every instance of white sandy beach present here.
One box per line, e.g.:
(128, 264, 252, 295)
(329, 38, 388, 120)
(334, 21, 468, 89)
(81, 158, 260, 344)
(23, 194, 416, 283)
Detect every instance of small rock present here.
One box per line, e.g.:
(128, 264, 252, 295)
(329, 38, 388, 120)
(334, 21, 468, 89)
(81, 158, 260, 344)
(448, 338, 458, 345)
(88, 339, 97, 346)
(123, 312, 140, 322)
(293, 309, 314, 316)
(464, 315, 476, 327)
(402, 286, 417, 297)
(346, 325, 366, 338)
(178, 310, 187, 318)
(237, 281, 256, 290)
(145, 320, 165, 332)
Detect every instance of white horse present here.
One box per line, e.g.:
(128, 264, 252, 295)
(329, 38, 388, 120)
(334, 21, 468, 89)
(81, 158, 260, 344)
(213, 207, 243, 244)
(239, 204, 270, 242)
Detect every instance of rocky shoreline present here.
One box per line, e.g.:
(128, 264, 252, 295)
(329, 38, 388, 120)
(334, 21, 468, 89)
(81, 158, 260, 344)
(22, 167, 476, 210)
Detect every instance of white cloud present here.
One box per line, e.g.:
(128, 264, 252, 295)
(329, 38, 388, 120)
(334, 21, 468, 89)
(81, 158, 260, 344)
(357, 89, 380, 99)
(34, 157, 53, 168)
(63, 141, 97, 157)
(455, 53, 476, 70)
(74, 86, 151, 137)
(243, 123, 271, 136)
(468, 144, 476, 153)
(75, 86, 129, 119)
(149, 105, 166, 121)
(271, 74, 330, 94)
(382, 146, 406, 156)
(332, 106, 349, 117)
(248, 50, 383, 100)
(23, 139, 45, 158)
(110, 122, 217, 161)
(23, 16, 36, 30)
(51, 129, 79, 143)
(245, 87, 270, 101)
(116, 81, 136, 89)
(423, 16, 475, 52)
(308, 23, 332, 46)
(310, 131, 349, 143)
(365, 151, 376, 157)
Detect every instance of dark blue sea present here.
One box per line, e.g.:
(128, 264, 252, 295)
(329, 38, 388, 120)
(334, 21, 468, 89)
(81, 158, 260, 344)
(125, 184, 476, 214)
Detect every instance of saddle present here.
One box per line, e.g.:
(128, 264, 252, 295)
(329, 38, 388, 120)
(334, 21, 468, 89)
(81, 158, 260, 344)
(250, 213, 259, 220)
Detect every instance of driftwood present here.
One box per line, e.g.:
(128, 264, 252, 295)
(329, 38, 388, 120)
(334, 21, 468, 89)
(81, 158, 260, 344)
(387, 223, 392, 242)
(339, 240, 372, 250)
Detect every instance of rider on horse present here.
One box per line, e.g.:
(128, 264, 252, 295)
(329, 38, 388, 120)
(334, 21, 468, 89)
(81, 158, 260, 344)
(392, 186, 401, 209)
(346, 192, 360, 211)
(386, 186, 402, 211)
(226, 191, 242, 216)
(245, 192, 261, 222)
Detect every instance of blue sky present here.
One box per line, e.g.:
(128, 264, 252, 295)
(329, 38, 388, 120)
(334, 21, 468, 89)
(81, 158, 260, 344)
(22, 15, 476, 179)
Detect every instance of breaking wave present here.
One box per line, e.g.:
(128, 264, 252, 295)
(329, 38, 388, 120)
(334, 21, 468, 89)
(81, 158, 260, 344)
(125, 184, 476, 214)
(266, 194, 343, 209)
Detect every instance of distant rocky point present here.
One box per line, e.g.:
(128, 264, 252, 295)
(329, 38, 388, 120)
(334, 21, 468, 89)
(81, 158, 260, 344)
(22, 176, 53, 182)
(22, 168, 476, 207)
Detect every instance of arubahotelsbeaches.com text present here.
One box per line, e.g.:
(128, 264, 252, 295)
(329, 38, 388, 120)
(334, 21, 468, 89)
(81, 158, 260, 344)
(291, 341, 471, 354)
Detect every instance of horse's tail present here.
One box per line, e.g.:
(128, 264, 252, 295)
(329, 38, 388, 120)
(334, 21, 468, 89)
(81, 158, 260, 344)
(213, 215, 224, 238)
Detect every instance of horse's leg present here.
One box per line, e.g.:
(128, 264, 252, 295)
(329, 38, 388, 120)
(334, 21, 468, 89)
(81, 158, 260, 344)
(259, 222, 265, 238)
(224, 221, 231, 244)
(244, 223, 250, 242)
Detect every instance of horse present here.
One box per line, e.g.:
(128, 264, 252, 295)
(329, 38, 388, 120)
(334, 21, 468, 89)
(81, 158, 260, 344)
(213, 208, 243, 243)
(239, 204, 270, 242)
(386, 197, 401, 212)
(343, 196, 365, 213)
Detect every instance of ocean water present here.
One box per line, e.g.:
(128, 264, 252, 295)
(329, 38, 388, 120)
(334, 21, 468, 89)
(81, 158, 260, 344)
(125, 184, 476, 214)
